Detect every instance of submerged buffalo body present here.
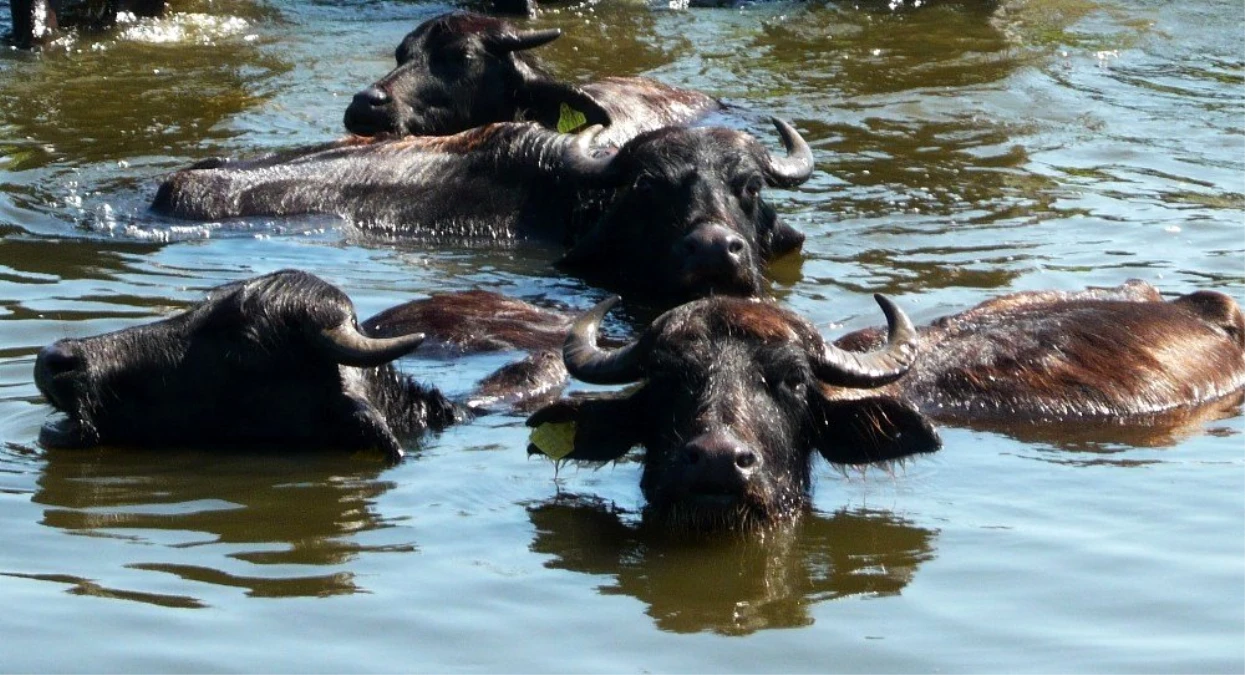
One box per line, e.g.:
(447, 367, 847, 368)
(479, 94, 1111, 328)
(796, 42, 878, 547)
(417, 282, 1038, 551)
(9, 0, 164, 47)
(528, 281, 1245, 529)
(33, 271, 498, 460)
(833, 280, 1245, 423)
(153, 119, 814, 304)
(343, 11, 720, 146)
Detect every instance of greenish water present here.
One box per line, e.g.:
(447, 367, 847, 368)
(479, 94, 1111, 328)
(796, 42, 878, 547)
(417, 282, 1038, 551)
(0, 0, 1241, 671)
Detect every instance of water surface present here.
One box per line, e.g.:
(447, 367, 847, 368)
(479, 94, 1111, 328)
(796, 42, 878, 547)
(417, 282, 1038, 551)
(0, 0, 1241, 671)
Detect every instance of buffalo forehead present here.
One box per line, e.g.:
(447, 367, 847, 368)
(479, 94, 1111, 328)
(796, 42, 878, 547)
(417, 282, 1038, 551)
(657, 299, 806, 350)
(633, 128, 756, 174)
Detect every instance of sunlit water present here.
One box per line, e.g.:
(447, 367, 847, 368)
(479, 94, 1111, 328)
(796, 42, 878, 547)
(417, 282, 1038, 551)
(0, 0, 1241, 672)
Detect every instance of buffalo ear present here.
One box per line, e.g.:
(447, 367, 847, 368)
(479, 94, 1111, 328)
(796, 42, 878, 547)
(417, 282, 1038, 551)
(811, 394, 941, 466)
(518, 81, 613, 133)
(766, 220, 806, 258)
(340, 393, 405, 463)
(526, 394, 644, 463)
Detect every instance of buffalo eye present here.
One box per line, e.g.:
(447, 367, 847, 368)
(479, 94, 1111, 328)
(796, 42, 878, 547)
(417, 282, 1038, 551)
(782, 374, 808, 399)
(761, 367, 808, 400)
(739, 175, 763, 211)
(631, 173, 656, 194)
(770, 366, 809, 400)
(429, 48, 472, 75)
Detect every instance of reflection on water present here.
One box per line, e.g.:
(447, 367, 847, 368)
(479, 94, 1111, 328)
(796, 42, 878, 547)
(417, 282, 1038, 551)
(0, 5, 291, 238)
(530, 5, 685, 80)
(28, 447, 407, 602)
(0, 27, 284, 171)
(528, 495, 937, 635)
(955, 391, 1245, 459)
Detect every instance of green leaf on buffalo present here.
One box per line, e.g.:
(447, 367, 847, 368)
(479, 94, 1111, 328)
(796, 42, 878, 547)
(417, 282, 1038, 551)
(557, 103, 588, 133)
(530, 421, 577, 460)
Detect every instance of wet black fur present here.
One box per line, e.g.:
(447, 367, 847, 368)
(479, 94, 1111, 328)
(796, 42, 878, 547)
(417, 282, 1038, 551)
(34, 270, 459, 460)
(528, 298, 939, 531)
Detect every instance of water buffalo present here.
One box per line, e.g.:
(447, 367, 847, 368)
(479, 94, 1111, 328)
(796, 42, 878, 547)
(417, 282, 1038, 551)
(342, 11, 720, 147)
(31, 270, 563, 461)
(8, 0, 164, 48)
(527, 281, 1245, 530)
(152, 118, 814, 305)
(528, 293, 935, 531)
(831, 280, 1245, 425)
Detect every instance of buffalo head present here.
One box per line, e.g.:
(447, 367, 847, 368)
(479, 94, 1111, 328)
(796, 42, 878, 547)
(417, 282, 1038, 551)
(527, 295, 941, 531)
(344, 11, 609, 138)
(557, 118, 815, 304)
(34, 270, 452, 460)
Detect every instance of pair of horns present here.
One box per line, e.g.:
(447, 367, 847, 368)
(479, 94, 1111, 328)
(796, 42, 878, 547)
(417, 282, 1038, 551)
(561, 117, 815, 187)
(564, 295, 918, 388)
(316, 323, 426, 368)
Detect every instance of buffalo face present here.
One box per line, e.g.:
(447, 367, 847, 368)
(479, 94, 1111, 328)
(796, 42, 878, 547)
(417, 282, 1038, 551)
(344, 12, 592, 137)
(527, 296, 940, 531)
(557, 119, 815, 305)
(34, 270, 441, 460)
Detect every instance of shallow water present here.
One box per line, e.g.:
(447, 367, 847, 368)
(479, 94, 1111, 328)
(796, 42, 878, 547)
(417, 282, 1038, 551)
(0, 0, 1242, 672)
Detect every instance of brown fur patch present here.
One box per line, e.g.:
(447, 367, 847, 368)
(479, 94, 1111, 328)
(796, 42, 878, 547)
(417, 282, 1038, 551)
(710, 299, 802, 344)
(363, 290, 571, 355)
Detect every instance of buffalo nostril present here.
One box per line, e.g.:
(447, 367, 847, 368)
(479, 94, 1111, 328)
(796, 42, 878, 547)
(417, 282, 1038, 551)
(354, 86, 391, 107)
(681, 225, 748, 272)
(37, 342, 82, 377)
(685, 447, 702, 465)
(734, 449, 758, 470)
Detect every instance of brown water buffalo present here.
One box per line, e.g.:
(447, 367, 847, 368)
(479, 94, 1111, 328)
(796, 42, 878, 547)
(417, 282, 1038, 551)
(525, 281, 1245, 530)
(32, 270, 564, 461)
(8, 0, 164, 48)
(342, 11, 720, 147)
(831, 280, 1245, 424)
(152, 119, 814, 306)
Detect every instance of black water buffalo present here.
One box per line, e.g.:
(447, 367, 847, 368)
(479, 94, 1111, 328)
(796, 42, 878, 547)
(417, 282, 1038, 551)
(152, 118, 814, 305)
(527, 281, 1245, 530)
(343, 11, 720, 147)
(528, 293, 934, 530)
(8, 0, 164, 48)
(32, 270, 563, 460)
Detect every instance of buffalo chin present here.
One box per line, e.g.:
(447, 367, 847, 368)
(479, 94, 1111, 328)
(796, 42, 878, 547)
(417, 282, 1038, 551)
(679, 276, 762, 304)
(646, 493, 795, 534)
(342, 105, 396, 138)
(39, 415, 96, 449)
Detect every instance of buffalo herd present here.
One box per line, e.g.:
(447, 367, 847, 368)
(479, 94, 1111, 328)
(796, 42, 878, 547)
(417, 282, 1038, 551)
(27, 10, 1245, 532)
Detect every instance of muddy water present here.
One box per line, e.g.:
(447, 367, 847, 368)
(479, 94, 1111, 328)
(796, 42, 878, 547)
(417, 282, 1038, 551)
(0, 0, 1241, 671)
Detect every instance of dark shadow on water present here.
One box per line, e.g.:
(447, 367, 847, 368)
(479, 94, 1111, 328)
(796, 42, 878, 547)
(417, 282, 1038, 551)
(0, 230, 165, 282)
(527, 494, 938, 635)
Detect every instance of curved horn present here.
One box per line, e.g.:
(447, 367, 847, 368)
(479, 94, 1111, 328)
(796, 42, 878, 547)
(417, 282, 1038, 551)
(317, 322, 426, 369)
(487, 28, 562, 53)
(563, 296, 647, 385)
(560, 125, 620, 182)
(813, 294, 919, 388)
(764, 117, 815, 188)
